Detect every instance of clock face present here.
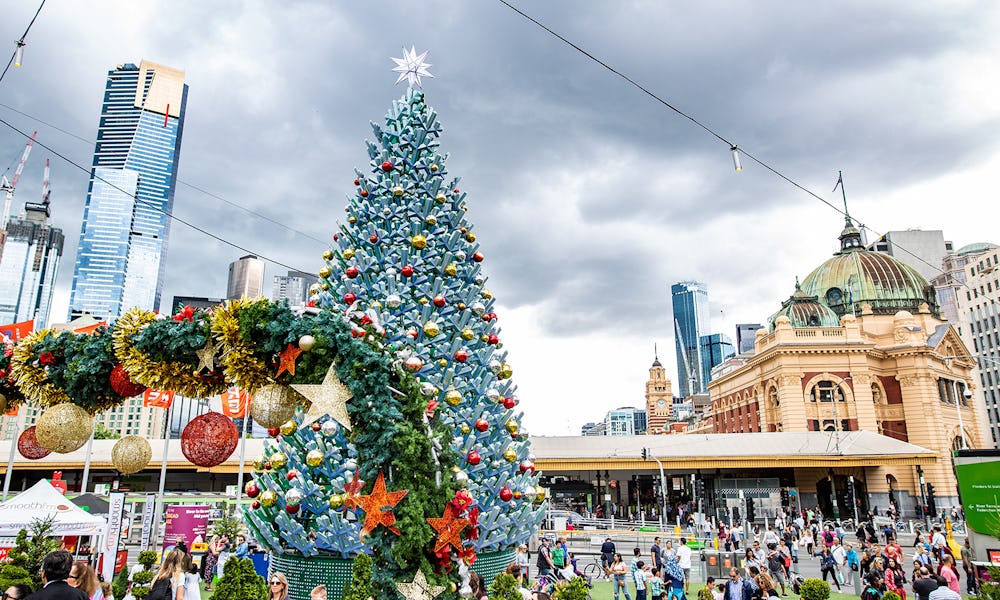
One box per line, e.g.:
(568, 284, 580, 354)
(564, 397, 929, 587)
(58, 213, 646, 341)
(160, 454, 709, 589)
(657, 399, 667, 408)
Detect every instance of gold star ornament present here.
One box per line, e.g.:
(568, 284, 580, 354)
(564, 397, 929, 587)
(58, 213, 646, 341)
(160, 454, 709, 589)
(291, 363, 353, 430)
(195, 340, 218, 373)
(395, 569, 445, 600)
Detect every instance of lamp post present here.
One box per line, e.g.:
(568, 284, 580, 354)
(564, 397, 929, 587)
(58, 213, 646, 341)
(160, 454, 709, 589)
(828, 468, 840, 520)
(885, 473, 895, 515)
(916, 465, 930, 531)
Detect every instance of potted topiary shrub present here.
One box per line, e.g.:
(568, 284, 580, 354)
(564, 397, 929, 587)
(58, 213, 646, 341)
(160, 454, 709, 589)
(210, 557, 267, 600)
(341, 553, 373, 600)
(488, 572, 522, 600)
(552, 577, 590, 600)
(882, 592, 901, 600)
(130, 569, 154, 600)
(798, 578, 831, 600)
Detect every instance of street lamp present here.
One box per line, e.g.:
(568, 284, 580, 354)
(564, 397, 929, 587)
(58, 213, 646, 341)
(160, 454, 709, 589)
(916, 465, 930, 530)
(828, 468, 840, 520)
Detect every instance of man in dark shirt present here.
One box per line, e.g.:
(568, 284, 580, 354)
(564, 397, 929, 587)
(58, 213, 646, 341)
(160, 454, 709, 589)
(651, 536, 663, 576)
(536, 537, 554, 578)
(26, 550, 88, 600)
(912, 567, 939, 600)
(601, 537, 617, 578)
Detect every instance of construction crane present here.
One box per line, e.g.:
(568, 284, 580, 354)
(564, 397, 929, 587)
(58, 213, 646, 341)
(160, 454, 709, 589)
(40, 158, 50, 204)
(0, 131, 37, 226)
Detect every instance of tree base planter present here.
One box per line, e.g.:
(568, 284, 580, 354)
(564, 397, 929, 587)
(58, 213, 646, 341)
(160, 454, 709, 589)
(268, 549, 516, 600)
(269, 553, 354, 600)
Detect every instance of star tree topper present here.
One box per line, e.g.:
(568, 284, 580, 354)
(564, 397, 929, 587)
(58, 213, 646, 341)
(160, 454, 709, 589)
(395, 569, 445, 600)
(291, 363, 353, 430)
(391, 46, 433, 87)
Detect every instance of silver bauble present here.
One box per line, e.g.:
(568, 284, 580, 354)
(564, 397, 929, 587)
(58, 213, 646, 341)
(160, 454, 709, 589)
(343, 458, 357, 472)
(455, 470, 469, 484)
(385, 267, 397, 277)
(386, 294, 402, 308)
(471, 302, 486, 316)
(285, 488, 303, 506)
(475, 275, 485, 285)
(454, 250, 467, 261)
(321, 420, 339, 436)
(489, 360, 503, 374)
(486, 389, 501, 402)
(420, 382, 438, 397)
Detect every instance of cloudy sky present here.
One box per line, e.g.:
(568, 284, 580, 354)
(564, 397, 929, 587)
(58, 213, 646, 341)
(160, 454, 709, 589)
(0, 1, 997, 435)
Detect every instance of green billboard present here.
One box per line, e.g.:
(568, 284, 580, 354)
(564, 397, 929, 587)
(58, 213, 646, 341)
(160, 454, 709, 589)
(956, 459, 1000, 536)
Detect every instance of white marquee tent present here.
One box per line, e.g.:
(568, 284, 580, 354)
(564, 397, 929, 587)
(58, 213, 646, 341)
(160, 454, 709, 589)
(0, 479, 106, 536)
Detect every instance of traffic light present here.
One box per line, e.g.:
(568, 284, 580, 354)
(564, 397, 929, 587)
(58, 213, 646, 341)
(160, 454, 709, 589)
(746, 497, 756, 521)
(846, 478, 855, 498)
(926, 483, 937, 514)
(780, 488, 790, 506)
(641, 448, 648, 460)
(696, 478, 705, 499)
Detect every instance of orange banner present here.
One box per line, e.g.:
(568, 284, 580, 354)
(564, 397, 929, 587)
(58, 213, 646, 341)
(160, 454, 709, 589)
(3, 406, 17, 417)
(72, 321, 107, 335)
(143, 389, 175, 408)
(0, 320, 33, 341)
(220, 387, 249, 418)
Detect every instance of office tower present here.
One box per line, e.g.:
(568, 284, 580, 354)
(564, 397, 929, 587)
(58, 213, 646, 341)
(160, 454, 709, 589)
(735, 323, 763, 354)
(671, 281, 710, 397)
(700, 333, 736, 385)
(603, 406, 647, 436)
(227, 254, 265, 300)
(272, 270, 318, 305)
(0, 200, 64, 328)
(867, 229, 952, 283)
(69, 60, 188, 320)
(169, 295, 225, 313)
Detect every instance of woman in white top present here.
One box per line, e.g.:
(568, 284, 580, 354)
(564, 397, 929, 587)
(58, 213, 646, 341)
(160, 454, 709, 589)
(152, 548, 187, 600)
(182, 554, 201, 600)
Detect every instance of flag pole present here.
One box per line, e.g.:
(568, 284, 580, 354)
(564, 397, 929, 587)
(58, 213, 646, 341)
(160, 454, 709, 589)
(3, 407, 24, 501)
(79, 422, 96, 494)
(233, 410, 251, 515)
(151, 401, 174, 550)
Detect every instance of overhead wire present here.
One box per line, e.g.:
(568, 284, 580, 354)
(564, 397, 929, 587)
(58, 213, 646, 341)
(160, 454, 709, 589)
(0, 0, 46, 86)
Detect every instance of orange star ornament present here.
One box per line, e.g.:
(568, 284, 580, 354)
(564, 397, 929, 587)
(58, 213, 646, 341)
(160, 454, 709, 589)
(342, 470, 366, 510)
(426, 503, 469, 554)
(275, 343, 303, 377)
(355, 471, 408, 537)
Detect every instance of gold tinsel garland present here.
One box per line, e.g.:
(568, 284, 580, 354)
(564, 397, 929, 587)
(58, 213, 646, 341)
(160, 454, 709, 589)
(113, 307, 227, 399)
(9, 330, 73, 408)
(212, 298, 273, 393)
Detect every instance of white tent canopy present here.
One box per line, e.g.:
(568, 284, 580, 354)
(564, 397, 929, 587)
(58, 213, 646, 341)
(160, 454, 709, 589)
(0, 479, 106, 536)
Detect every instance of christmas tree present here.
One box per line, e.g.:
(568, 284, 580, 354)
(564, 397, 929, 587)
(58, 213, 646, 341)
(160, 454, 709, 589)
(315, 48, 545, 552)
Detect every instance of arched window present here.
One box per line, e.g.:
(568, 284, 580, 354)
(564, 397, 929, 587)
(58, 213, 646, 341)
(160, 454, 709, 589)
(809, 380, 845, 403)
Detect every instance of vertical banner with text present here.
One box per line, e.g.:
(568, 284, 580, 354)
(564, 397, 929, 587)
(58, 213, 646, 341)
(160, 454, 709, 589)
(140, 493, 156, 551)
(101, 492, 126, 582)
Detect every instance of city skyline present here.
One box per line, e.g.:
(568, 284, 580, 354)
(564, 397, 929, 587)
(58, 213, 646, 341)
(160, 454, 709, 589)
(0, 2, 997, 435)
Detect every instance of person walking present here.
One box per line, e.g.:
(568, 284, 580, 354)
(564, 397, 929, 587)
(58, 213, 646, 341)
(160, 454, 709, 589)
(611, 553, 633, 600)
(149, 549, 186, 600)
(818, 547, 841, 591)
(749, 566, 778, 598)
(181, 556, 200, 600)
(884, 558, 907, 600)
(723, 567, 756, 600)
(676, 537, 693, 594)
(515, 544, 529, 586)
(936, 555, 960, 595)
(203, 535, 222, 592)
(765, 544, 788, 596)
(651, 537, 663, 577)
(912, 567, 939, 600)
(27, 550, 88, 600)
(601, 537, 617, 579)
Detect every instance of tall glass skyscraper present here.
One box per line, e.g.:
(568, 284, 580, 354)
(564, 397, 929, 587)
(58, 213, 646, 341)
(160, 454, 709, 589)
(699, 333, 736, 386)
(671, 281, 710, 397)
(69, 61, 188, 320)
(0, 201, 64, 328)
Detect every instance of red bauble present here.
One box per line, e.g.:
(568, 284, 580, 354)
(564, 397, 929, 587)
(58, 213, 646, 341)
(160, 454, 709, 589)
(360, 315, 373, 325)
(18, 426, 51, 460)
(345, 267, 359, 279)
(286, 504, 299, 514)
(180, 412, 239, 468)
(360, 189, 369, 197)
(401, 265, 414, 277)
(333, 234, 339, 241)
(312, 422, 322, 432)
(245, 483, 260, 498)
(519, 460, 534, 474)
(454, 188, 461, 194)
(454, 350, 468, 363)
(472, 252, 484, 262)
(433, 296, 446, 307)
(110, 364, 146, 398)
(503, 397, 516, 410)
(264, 461, 273, 470)
(343, 292, 357, 304)
(369, 234, 379, 244)
(489, 312, 497, 321)
(251, 501, 261, 510)
(466, 451, 481, 466)
(481, 314, 492, 322)
(268, 428, 280, 438)
(475, 419, 489, 432)
(381, 161, 394, 172)
(499, 487, 514, 502)
(353, 178, 360, 186)
(488, 334, 499, 345)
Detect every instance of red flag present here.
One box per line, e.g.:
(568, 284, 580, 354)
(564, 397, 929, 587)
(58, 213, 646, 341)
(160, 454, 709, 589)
(220, 387, 249, 418)
(143, 389, 175, 408)
(0, 320, 33, 341)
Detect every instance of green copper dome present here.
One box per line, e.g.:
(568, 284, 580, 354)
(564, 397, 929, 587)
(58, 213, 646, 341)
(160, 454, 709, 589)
(769, 280, 841, 330)
(800, 220, 939, 317)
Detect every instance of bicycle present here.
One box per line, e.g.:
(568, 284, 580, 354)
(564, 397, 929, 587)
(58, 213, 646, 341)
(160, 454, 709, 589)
(582, 554, 606, 579)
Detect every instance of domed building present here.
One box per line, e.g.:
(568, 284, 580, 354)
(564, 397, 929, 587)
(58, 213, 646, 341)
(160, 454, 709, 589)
(707, 217, 987, 518)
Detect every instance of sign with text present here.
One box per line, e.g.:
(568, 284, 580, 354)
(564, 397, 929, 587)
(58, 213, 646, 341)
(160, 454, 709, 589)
(100, 492, 126, 582)
(956, 459, 1000, 535)
(140, 494, 156, 551)
(143, 388, 175, 408)
(162, 504, 211, 552)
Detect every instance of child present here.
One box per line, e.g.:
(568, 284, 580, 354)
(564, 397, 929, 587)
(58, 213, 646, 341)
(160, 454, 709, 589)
(714, 583, 726, 600)
(634, 561, 648, 600)
(182, 555, 201, 600)
(101, 582, 115, 600)
(648, 568, 664, 600)
(310, 585, 327, 600)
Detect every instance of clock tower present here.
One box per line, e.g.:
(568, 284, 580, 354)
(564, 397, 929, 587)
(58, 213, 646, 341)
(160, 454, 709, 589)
(645, 347, 674, 434)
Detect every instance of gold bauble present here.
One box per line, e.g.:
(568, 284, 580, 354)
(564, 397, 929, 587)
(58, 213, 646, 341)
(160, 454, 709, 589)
(481, 288, 493, 300)
(465, 232, 477, 243)
(343, 248, 355, 259)
(506, 419, 519, 434)
(418, 297, 430, 305)
(461, 329, 475, 341)
(279, 420, 297, 436)
(35, 403, 93, 454)
(319, 266, 332, 279)
(435, 192, 447, 203)
(260, 490, 277, 507)
(298, 335, 316, 352)
(534, 486, 547, 503)
(392, 185, 405, 197)
(269, 451, 288, 469)
(460, 204, 468, 210)
(322, 250, 334, 261)
(499, 364, 513, 379)
(348, 216, 357, 224)
(425, 215, 438, 226)
(445, 389, 463, 406)
(411, 234, 428, 249)
(430, 164, 439, 172)
(320, 282, 330, 291)
(460, 424, 471, 435)
(305, 450, 324, 467)
(504, 448, 517, 462)
(253, 455, 266, 471)
(444, 263, 458, 276)
(480, 335, 490, 343)
(112, 436, 152, 475)
(423, 321, 440, 338)
(309, 284, 320, 296)
(250, 384, 300, 429)
(329, 494, 344, 510)
(437, 359, 448, 368)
